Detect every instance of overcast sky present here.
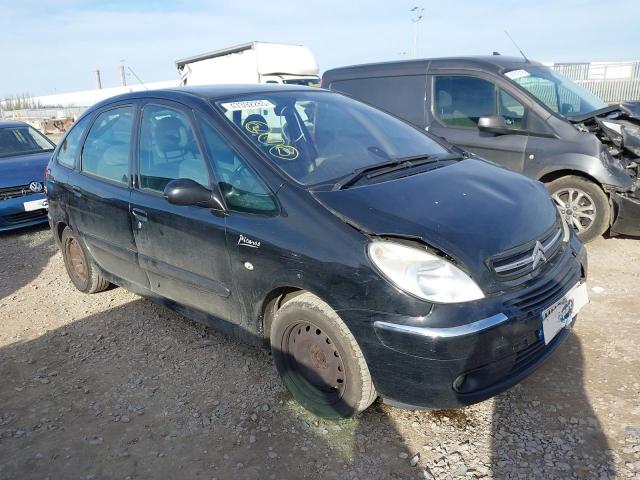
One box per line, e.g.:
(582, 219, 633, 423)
(1, 0, 639, 97)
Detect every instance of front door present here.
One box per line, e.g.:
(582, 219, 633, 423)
(130, 102, 236, 321)
(68, 104, 148, 287)
(428, 74, 528, 173)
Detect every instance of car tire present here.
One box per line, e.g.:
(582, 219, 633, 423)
(60, 227, 110, 294)
(545, 176, 610, 243)
(270, 292, 377, 418)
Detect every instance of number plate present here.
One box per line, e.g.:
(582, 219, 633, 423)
(23, 199, 48, 211)
(541, 282, 588, 344)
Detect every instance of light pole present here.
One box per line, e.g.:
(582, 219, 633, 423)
(410, 6, 424, 59)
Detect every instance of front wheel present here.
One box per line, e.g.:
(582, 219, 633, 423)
(546, 176, 610, 243)
(270, 292, 377, 418)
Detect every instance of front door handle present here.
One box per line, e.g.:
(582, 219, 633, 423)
(132, 208, 148, 229)
(72, 186, 82, 198)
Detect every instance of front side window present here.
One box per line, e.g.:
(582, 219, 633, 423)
(138, 105, 209, 193)
(215, 91, 447, 187)
(199, 120, 277, 214)
(434, 76, 526, 129)
(504, 66, 607, 117)
(57, 115, 91, 168)
(0, 125, 55, 158)
(81, 106, 133, 185)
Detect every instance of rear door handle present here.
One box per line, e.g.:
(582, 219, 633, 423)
(132, 208, 148, 230)
(72, 186, 82, 198)
(132, 208, 148, 222)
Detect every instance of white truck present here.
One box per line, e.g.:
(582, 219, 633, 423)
(175, 41, 320, 87)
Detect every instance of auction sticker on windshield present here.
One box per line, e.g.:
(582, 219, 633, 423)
(220, 100, 275, 111)
(541, 282, 588, 344)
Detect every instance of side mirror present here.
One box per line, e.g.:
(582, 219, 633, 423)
(478, 115, 511, 135)
(163, 178, 225, 211)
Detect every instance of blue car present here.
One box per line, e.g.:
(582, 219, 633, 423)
(0, 120, 55, 232)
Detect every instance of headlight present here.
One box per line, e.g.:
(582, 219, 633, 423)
(368, 240, 484, 303)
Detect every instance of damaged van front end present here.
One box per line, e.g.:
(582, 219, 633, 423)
(570, 102, 640, 236)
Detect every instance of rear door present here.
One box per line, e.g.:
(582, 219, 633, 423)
(427, 74, 528, 173)
(68, 103, 148, 287)
(130, 101, 236, 321)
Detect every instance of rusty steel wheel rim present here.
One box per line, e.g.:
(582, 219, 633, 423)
(66, 237, 87, 286)
(283, 321, 346, 402)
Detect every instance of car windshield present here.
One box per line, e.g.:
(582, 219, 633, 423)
(504, 66, 608, 117)
(215, 91, 448, 186)
(0, 125, 55, 158)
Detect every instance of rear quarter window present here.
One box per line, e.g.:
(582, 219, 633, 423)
(56, 115, 91, 168)
(330, 75, 427, 127)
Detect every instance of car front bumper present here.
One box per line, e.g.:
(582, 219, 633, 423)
(339, 238, 587, 409)
(0, 193, 49, 232)
(610, 189, 640, 237)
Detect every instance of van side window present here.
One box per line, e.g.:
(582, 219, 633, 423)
(81, 106, 133, 185)
(434, 76, 496, 127)
(138, 105, 210, 193)
(57, 115, 91, 168)
(499, 90, 526, 129)
(330, 75, 427, 126)
(199, 120, 277, 215)
(434, 76, 526, 129)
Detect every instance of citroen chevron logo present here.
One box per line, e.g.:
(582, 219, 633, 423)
(531, 240, 547, 270)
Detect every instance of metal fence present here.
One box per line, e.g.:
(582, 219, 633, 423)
(0, 107, 86, 120)
(551, 61, 640, 104)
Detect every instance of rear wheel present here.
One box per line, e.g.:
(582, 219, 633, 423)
(546, 176, 610, 243)
(61, 227, 110, 293)
(270, 292, 376, 418)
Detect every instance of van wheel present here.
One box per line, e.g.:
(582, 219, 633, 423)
(61, 227, 110, 293)
(270, 292, 377, 418)
(546, 176, 610, 243)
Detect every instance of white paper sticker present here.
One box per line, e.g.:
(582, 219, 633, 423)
(23, 199, 48, 211)
(505, 69, 530, 80)
(220, 100, 275, 111)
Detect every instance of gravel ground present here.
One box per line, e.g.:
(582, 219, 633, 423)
(0, 225, 639, 479)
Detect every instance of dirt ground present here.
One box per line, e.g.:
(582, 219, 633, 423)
(0, 225, 639, 480)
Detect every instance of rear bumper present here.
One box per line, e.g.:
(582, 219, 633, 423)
(611, 190, 640, 236)
(340, 241, 587, 409)
(0, 193, 49, 232)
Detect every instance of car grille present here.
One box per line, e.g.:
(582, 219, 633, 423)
(4, 209, 48, 224)
(506, 262, 581, 314)
(0, 184, 32, 201)
(490, 222, 564, 280)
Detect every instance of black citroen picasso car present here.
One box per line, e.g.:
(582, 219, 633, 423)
(46, 85, 588, 418)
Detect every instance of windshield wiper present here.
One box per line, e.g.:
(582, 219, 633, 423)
(334, 153, 462, 190)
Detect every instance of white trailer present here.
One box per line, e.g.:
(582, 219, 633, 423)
(175, 41, 320, 87)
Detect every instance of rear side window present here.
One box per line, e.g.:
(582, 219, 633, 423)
(138, 105, 210, 193)
(57, 115, 91, 168)
(81, 106, 133, 185)
(199, 120, 277, 215)
(330, 75, 427, 126)
(434, 76, 527, 129)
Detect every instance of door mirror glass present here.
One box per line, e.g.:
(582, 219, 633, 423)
(163, 178, 224, 210)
